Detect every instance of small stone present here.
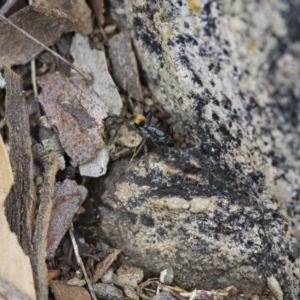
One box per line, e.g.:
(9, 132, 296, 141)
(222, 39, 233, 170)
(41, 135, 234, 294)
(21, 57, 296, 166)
(93, 283, 124, 300)
(160, 267, 174, 285)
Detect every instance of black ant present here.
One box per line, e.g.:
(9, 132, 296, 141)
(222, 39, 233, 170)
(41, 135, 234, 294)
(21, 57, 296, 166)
(129, 110, 184, 170)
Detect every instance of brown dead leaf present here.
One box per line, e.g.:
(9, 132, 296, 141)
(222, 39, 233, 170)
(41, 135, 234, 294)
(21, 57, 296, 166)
(70, 33, 123, 116)
(92, 249, 122, 283)
(49, 280, 91, 300)
(108, 31, 143, 102)
(0, 135, 36, 300)
(38, 72, 108, 167)
(4, 65, 36, 256)
(90, 0, 105, 25)
(34, 0, 93, 35)
(0, 5, 77, 68)
(46, 179, 88, 259)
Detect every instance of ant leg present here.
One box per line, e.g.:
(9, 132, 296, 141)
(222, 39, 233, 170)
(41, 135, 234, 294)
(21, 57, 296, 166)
(144, 109, 153, 124)
(144, 142, 149, 171)
(128, 136, 146, 167)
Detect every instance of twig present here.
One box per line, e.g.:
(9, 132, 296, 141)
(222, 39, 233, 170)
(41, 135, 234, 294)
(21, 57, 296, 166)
(69, 223, 97, 300)
(0, 13, 92, 81)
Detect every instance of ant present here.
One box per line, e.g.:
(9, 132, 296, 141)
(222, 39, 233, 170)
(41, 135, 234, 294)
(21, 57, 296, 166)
(129, 110, 184, 170)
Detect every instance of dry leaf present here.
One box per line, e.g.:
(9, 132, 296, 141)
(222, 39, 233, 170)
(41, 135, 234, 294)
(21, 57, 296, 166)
(46, 179, 88, 259)
(92, 249, 122, 283)
(70, 33, 123, 116)
(38, 72, 108, 167)
(0, 135, 36, 300)
(4, 65, 36, 256)
(0, 5, 77, 68)
(34, 0, 92, 35)
(49, 280, 91, 300)
(108, 31, 143, 102)
(79, 148, 109, 177)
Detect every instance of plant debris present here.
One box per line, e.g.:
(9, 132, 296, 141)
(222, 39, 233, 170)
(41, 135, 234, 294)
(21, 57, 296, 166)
(46, 179, 88, 259)
(49, 280, 91, 300)
(108, 31, 143, 102)
(70, 33, 123, 116)
(0, 136, 36, 300)
(0, 5, 77, 68)
(92, 248, 122, 283)
(38, 72, 108, 170)
(34, 0, 93, 35)
(4, 65, 36, 256)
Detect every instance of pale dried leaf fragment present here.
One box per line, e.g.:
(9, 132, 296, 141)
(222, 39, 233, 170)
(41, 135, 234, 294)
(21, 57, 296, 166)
(70, 33, 123, 116)
(32, 154, 57, 300)
(108, 31, 143, 102)
(34, 0, 93, 35)
(49, 280, 91, 300)
(79, 148, 109, 177)
(4, 65, 36, 256)
(0, 5, 77, 68)
(38, 72, 108, 167)
(46, 179, 88, 259)
(0, 135, 36, 300)
(92, 248, 122, 283)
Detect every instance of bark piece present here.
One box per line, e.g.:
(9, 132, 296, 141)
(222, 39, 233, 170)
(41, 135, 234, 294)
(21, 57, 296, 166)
(92, 248, 122, 283)
(90, 0, 105, 25)
(4, 65, 36, 256)
(32, 154, 57, 300)
(49, 280, 91, 300)
(34, 0, 92, 35)
(108, 31, 143, 102)
(0, 136, 36, 300)
(0, 5, 77, 68)
(38, 72, 108, 167)
(70, 33, 122, 116)
(46, 179, 88, 259)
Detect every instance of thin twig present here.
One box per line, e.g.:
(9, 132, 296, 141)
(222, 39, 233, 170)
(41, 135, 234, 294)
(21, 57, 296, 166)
(0, 13, 92, 81)
(69, 223, 97, 300)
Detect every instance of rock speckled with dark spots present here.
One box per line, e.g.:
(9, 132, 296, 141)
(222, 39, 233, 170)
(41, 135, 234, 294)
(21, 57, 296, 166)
(104, 0, 300, 297)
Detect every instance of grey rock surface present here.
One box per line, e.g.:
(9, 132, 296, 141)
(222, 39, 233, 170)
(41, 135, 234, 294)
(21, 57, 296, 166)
(99, 0, 300, 297)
